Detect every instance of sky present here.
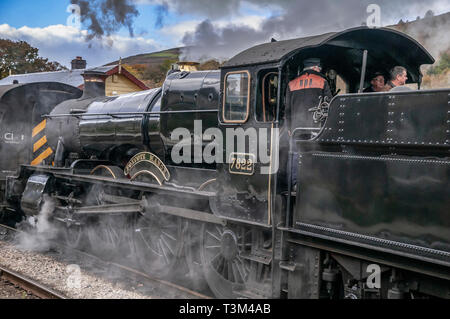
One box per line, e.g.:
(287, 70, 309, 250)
(0, 0, 448, 68)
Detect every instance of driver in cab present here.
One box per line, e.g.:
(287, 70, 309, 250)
(285, 58, 332, 135)
(285, 58, 332, 188)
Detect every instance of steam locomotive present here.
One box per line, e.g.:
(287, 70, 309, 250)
(1, 26, 449, 299)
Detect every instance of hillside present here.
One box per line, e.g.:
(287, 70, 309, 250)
(105, 47, 223, 88)
(106, 47, 181, 68)
(389, 12, 450, 88)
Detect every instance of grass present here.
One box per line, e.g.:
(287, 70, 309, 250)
(145, 52, 179, 59)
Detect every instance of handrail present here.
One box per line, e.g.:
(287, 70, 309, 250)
(43, 109, 218, 119)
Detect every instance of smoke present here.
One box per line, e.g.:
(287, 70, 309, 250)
(155, 3, 169, 29)
(15, 195, 58, 252)
(70, 0, 139, 41)
(176, 0, 449, 62)
(392, 12, 450, 61)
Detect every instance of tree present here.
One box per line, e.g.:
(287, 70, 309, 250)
(424, 10, 435, 19)
(427, 50, 450, 75)
(0, 39, 67, 79)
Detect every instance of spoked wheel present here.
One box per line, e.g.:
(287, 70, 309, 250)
(83, 183, 105, 206)
(200, 223, 252, 298)
(133, 212, 184, 278)
(86, 216, 133, 261)
(184, 221, 209, 291)
(62, 224, 87, 250)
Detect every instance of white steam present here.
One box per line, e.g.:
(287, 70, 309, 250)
(15, 195, 58, 252)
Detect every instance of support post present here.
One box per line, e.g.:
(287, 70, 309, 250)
(358, 50, 368, 93)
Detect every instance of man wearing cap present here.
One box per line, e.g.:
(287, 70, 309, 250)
(363, 72, 386, 92)
(285, 58, 332, 187)
(285, 58, 332, 133)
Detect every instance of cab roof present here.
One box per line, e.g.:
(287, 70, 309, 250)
(223, 27, 434, 83)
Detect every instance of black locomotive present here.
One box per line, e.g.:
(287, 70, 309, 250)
(1, 26, 449, 299)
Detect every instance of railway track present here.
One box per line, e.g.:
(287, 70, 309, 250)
(0, 223, 211, 299)
(0, 265, 66, 299)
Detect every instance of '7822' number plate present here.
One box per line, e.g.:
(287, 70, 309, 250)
(229, 153, 255, 175)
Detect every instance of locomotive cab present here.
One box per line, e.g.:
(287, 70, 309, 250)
(212, 26, 437, 228)
(207, 27, 449, 298)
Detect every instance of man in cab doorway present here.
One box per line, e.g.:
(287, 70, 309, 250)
(285, 58, 332, 188)
(285, 58, 332, 134)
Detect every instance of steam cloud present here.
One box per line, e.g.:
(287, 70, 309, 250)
(395, 12, 450, 61)
(70, 0, 139, 41)
(15, 195, 58, 252)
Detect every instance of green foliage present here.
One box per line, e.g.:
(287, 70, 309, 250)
(146, 52, 179, 59)
(427, 51, 450, 75)
(0, 39, 67, 79)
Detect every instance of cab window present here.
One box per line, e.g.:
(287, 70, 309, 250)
(223, 71, 250, 123)
(256, 71, 278, 122)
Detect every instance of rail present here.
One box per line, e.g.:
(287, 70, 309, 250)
(0, 265, 67, 299)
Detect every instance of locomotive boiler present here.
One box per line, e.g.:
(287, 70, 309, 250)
(2, 26, 450, 299)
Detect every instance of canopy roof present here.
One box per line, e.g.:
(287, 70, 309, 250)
(0, 69, 85, 88)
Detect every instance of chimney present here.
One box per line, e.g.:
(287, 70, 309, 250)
(80, 70, 106, 99)
(71, 56, 87, 70)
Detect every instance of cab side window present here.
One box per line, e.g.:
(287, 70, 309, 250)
(223, 71, 250, 123)
(256, 72, 278, 122)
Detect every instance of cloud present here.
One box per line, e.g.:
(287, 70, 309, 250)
(0, 24, 160, 68)
(137, 0, 449, 21)
(135, 0, 244, 19)
(175, 0, 450, 61)
(2, 1, 448, 67)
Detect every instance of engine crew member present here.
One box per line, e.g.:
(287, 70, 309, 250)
(285, 58, 332, 187)
(363, 72, 386, 92)
(285, 58, 332, 134)
(385, 66, 408, 90)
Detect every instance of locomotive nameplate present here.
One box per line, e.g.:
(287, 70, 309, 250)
(229, 152, 255, 175)
(124, 152, 170, 181)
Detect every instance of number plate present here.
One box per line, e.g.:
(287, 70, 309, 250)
(229, 153, 255, 175)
